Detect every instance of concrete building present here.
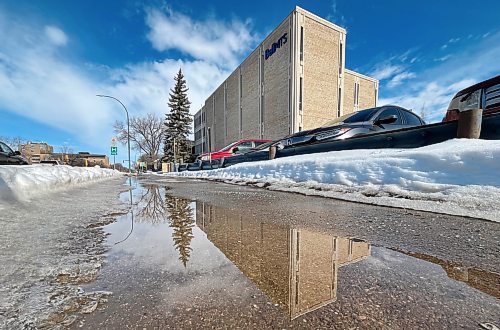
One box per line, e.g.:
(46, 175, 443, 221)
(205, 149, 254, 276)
(194, 6, 378, 154)
(18, 142, 54, 164)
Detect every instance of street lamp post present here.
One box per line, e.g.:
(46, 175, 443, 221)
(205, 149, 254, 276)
(96, 94, 132, 175)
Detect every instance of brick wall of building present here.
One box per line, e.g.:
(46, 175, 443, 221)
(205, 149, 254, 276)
(193, 6, 378, 154)
(214, 84, 226, 148)
(240, 49, 261, 143)
(358, 74, 378, 110)
(302, 14, 344, 129)
(262, 19, 291, 140)
(343, 71, 357, 115)
(344, 69, 379, 114)
(225, 70, 240, 144)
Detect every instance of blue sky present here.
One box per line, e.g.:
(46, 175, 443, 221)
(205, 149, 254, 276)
(0, 0, 499, 162)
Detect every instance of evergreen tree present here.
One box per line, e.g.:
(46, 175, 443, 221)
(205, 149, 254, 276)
(164, 69, 192, 162)
(165, 195, 195, 267)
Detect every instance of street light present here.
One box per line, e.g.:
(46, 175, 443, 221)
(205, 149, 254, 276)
(96, 94, 132, 175)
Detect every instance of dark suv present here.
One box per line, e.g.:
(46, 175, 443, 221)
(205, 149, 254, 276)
(443, 75, 500, 122)
(0, 141, 29, 165)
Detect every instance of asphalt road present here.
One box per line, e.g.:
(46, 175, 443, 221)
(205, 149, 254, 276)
(75, 176, 499, 329)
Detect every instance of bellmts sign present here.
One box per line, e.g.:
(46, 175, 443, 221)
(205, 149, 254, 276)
(265, 33, 288, 60)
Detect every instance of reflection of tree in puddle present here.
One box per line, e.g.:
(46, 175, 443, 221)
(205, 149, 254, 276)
(195, 201, 371, 320)
(133, 185, 195, 266)
(165, 195, 195, 267)
(136, 185, 167, 224)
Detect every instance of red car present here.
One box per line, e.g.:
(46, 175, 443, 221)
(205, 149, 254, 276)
(197, 139, 272, 161)
(443, 75, 500, 122)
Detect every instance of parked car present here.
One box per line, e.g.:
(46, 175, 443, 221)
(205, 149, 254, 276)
(443, 75, 500, 122)
(220, 140, 283, 168)
(0, 141, 28, 165)
(40, 160, 61, 165)
(197, 139, 272, 161)
(283, 105, 425, 147)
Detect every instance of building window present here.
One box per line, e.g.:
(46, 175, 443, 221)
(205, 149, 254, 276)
(337, 87, 342, 117)
(354, 81, 360, 108)
(339, 40, 343, 76)
(299, 77, 303, 111)
(300, 26, 304, 62)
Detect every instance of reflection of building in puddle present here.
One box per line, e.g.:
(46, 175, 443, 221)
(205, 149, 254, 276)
(195, 201, 371, 320)
(403, 251, 500, 299)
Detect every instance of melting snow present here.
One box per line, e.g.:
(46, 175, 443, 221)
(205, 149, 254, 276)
(0, 165, 123, 204)
(172, 139, 500, 222)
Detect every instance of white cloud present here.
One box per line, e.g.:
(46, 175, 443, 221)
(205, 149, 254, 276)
(326, 0, 347, 27)
(0, 7, 252, 152)
(375, 31, 500, 123)
(440, 37, 460, 51)
(44, 25, 68, 46)
(369, 64, 403, 80)
(145, 8, 258, 69)
(379, 79, 475, 121)
(106, 59, 229, 117)
(387, 71, 416, 88)
(434, 54, 452, 62)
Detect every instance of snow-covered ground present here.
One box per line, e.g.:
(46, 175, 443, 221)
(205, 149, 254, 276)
(171, 139, 500, 222)
(0, 165, 123, 204)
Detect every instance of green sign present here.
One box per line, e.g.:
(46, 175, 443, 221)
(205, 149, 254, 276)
(111, 146, 118, 155)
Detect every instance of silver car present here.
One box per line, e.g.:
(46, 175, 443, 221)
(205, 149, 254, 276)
(284, 105, 425, 147)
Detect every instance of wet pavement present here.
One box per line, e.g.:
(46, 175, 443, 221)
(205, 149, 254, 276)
(75, 177, 500, 329)
(0, 177, 128, 329)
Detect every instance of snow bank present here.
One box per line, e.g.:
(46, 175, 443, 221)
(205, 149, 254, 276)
(172, 139, 500, 222)
(0, 165, 123, 203)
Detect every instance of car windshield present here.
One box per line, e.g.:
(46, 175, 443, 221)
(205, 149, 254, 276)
(0, 142, 13, 154)
(241, 141, 275, 153)
(321, 108, 379, 127)
(219, 141, 239, 152)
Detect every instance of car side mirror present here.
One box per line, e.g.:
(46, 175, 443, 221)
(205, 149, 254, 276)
(232, 147, 239, 153)
(375, 115, 397, 125)
(13, 151, 21, 156)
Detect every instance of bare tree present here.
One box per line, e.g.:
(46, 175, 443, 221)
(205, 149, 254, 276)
(53, 144, 75, 164)
(136, 185, 167, 224)
(59, 144, 73, 155)
(113, 113, 165, 162)
(0, 136, 26, 150)
(419, 102, 427, 122)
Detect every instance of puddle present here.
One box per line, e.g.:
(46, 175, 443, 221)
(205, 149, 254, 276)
(77, 180, 500, 328)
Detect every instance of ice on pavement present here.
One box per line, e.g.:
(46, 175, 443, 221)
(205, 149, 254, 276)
(0, 165, 123, 203)
(173, 139, 500, 222)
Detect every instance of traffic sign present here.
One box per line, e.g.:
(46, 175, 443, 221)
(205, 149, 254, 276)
(111, 137, 118, 147)
(111, 146, 118, 155)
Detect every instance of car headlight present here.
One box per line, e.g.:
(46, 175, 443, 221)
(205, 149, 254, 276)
(201, 155, 209, 160)
(315, 128, 351, 141)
